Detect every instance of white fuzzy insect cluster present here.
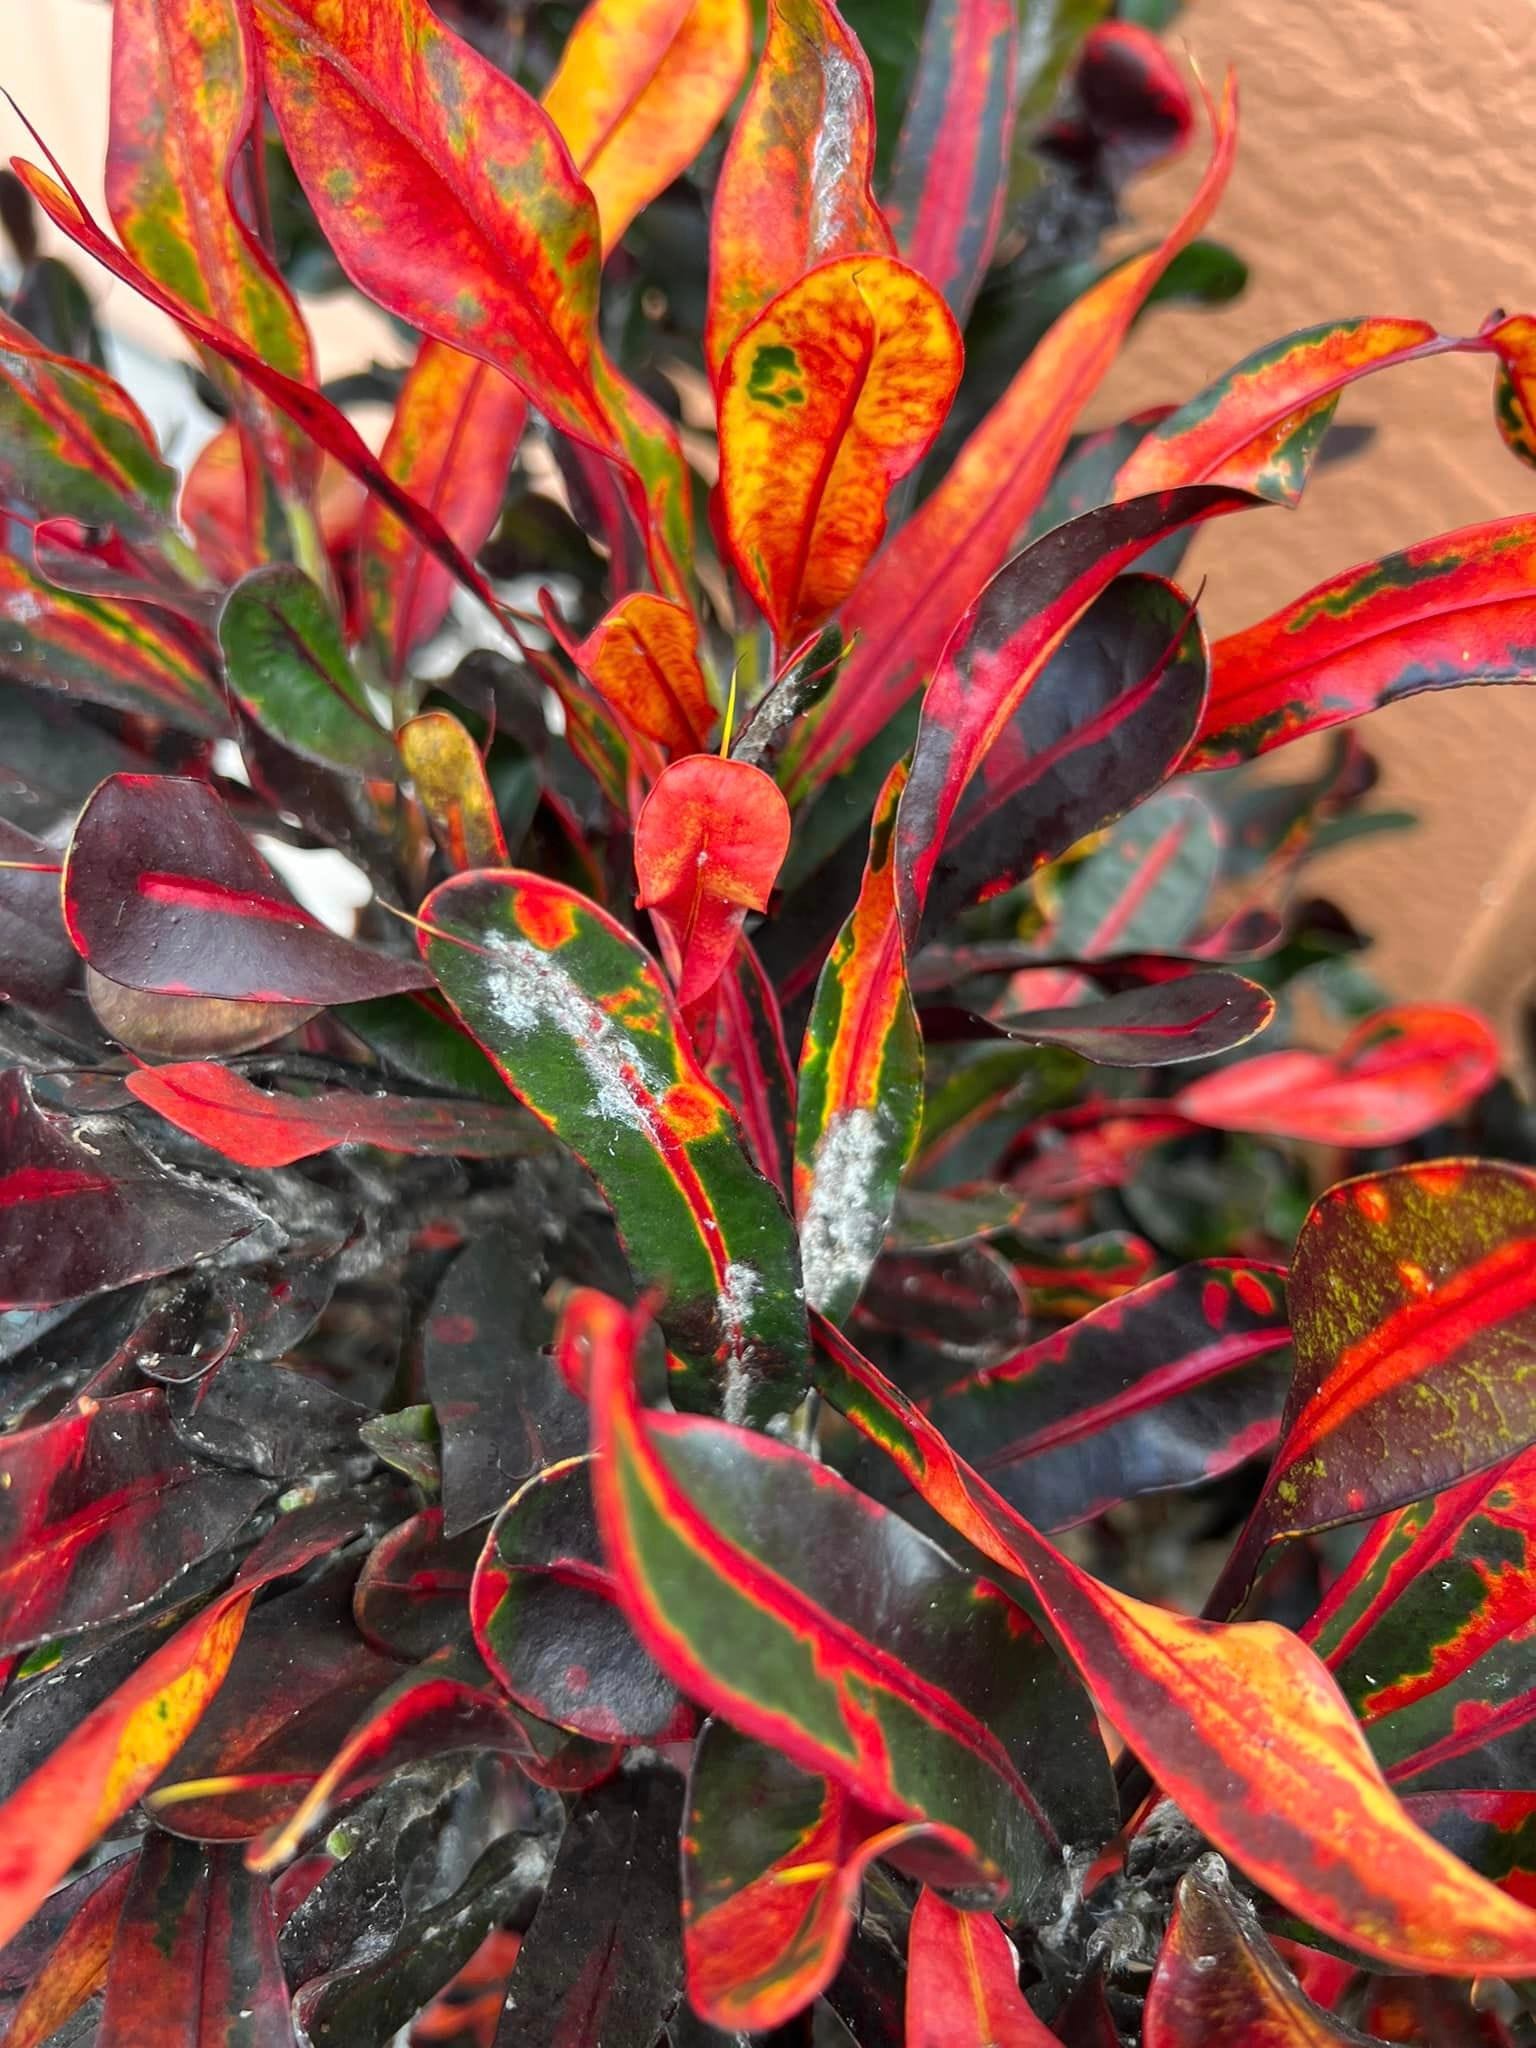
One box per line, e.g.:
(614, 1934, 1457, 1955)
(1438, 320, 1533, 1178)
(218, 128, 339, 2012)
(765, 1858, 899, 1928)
(716, 1260, 762, 1424)
(485, 934, 663, 1142)
(798, 1105, 888, 1314)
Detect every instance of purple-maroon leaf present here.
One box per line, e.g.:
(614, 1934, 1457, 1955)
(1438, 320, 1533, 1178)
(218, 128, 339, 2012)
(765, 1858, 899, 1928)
(980, 970, 1275, 1068)
(0, 816, 76, 1016)
(351, 1509, 480, 1665)
(0, 1067, 252, 1306)
(63, 776, 432, 1005)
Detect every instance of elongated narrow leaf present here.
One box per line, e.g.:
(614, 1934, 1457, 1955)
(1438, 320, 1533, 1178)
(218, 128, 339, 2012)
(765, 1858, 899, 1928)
(0, 306, 175, 537)
(886, 0, 1018, 322)
(418, 870, 809, 1422)
(0, 1499, 355, 1948)
(906, 1887, 1056, 2048)
(1114, 317, 1482, 503)
(719, 255, 961, 646)
(0, 1387, 266, 1654)
(705, 0, 893, 379)
(1052, 788, 1225, 958)
(810, 1315, 1536, 1977)
(635, 756, 791, 1008)
(358, 340, 528, 682)
(398, 711, 510, 872)
(123, 1061, 535, 1168)
(792, 78, 1238, 793)
(1404, 1790, 1536, 1906)
(684, 1721, 979, 2034)
(795, 763, 921, 1322)
(543, 0, 752, 254)
(0, 1067, 251, 1307)
(97, 1834, 297, 2048)
(107, 0, 317, 506)
(921, 575, 1210, 935)
(1192, 513, 1536, 766)
(1144, 1859, 1377, 2048)
(583, 1290, 1117, 1921)
(31, 516, 217, 630)
(248, 0, 613, 457)
(894, 493, 1240, 942)
(219, 566, 394, 778)
(64, 775, 432, 1004)
(569, 591, 715, 755)
(989, 971, 1274, 1068)
(473, 1455, 688, 1744)
(0, 1852, 133, 2048)
(1176, 1004, 1499, 1147)
(908, 1261, 1291, 1531)
(0, 552, 225, 735)
(705, 937, 797, 1195)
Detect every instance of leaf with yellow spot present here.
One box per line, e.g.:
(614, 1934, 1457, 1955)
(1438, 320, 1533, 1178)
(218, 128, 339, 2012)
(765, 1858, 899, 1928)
(718, 255, 961, 646)
(399, 710, 510, 871)
(905, 1886, 1059, 2047)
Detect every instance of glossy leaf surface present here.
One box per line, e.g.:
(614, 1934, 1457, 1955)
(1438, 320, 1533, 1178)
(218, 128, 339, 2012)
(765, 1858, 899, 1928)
(905, 1887, 1056, 2048)
(397, 711, 509, 872)
(1051, 788, 1225, 958)
(795, 763, 921, 1322)
(718, 254, 961, 645)
(0, 1853, 133, 2048)
(219, 566, 395, 779)
(570, 592, 715, 756)
(989, 971, 1274, 1069)
(419, 870, 809, 1420)
(64, 776, 432, 1004)
(634, 756, 792, 1008)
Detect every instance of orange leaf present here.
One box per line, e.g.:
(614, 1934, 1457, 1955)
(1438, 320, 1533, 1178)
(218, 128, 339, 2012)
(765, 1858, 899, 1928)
(572, 592, 715, 755)
(398, 710, 510, 871)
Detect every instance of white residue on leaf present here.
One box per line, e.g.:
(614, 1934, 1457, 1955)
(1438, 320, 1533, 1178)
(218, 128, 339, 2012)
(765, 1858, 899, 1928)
(810, 48, 860, 257)
(798, 1105, 889, 1315)
(716, 1259, 762, 1424)
(485, 935, 659, 1135)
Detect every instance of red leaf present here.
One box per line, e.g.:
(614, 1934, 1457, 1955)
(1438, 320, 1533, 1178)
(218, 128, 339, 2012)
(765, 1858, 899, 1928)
(906, 1887, 1058, 2047)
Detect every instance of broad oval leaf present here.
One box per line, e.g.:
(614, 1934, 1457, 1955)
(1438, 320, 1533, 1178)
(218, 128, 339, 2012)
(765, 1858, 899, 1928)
(86, 973, 311, 1061)
(810, 1315, 1536, 1977)
(472, 1455, 688, 1744)
(910, 1260, 1291, 1531)
(718, 255, 962, 647)
(543, 0, 752, 255)
(63, 775, 432, 1005)
(886, 0, 1019, 323)
(705, 0, 892, 378)
(1192, 512, 1536, 767)
(397, 710, 510, 873)
(1144, 1858, 1379, 2048)
(921, 574, 1210, 937)
(905, 1886, 1057, 2048)
(1176, 1004, 1500, 1147)
(583, 1290, 1118, 1923)
(987, 971, 1274, 1069)
(358, 339, 528, 683)
(795, 762, 922, 1323)
(418, 869, 808, 1422)
(219, 566, 395, 779)
(570, 591, 715, 756)
(634, 756, 792, 1008)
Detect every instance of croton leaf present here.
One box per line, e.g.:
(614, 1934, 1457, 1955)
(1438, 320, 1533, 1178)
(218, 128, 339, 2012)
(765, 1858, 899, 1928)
(0, 552, 226, 736)
(905, 1886, 1057, 2048)
(397, 710, 510, 872)
(885, 0, 1019, 323)
(1067, 20, 1194, 172)
(1191, 512, 1536, 767)
(792, 76, 1238, 794)
(30, 515, 217, 628)
(811, 1314, 1536, 1976)
(918, 573, 1211, 936)
(705, 0, 892, 380)
(96, 1832, 297, 2048)
(472, 1454, 690, 1744)
(542, 0, 752, 255)
(86, 974, 311, 1062)
(718, 254, 962, 647)
(986, 970, 1274, 1069)
(107, 0, 318, 505)
(1049, 788, 1225, 958)
(357, 339, 528, 683)
(1143, 1857, 1378, 2048)
(424, 1229, 587, 1538)
(418, 870, 809, 1422)
(0, 1852, 134, 2048)
(1210, 1160, 1536, 1613)
(123, 1061, 536, 1169)
(218, 565, 395, 780)
(583, 1289, 1118, 1922)
(63, 775, 433, 1005)
(0, 817, 77, 1017)
(1175, 1004, 1499, 1147)
(905, 1260, 1291, 1531)
(247, 0, 616, 457)
(569, 591, 715, 755)
(0, 1386, 267, 1655)
(704, 937, 797, 1195)
(683, 1720, 983, 2034)
(0, 1067, 252, 1307)
(634, 755, 792, 1008)
(0, 305, 175, 538)
(795, 762, 922, 1323)
(0, 1497, 358, 1948)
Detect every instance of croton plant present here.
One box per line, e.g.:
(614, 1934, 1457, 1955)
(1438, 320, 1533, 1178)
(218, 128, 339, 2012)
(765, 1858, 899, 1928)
(4, 0, 1536, 2041)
